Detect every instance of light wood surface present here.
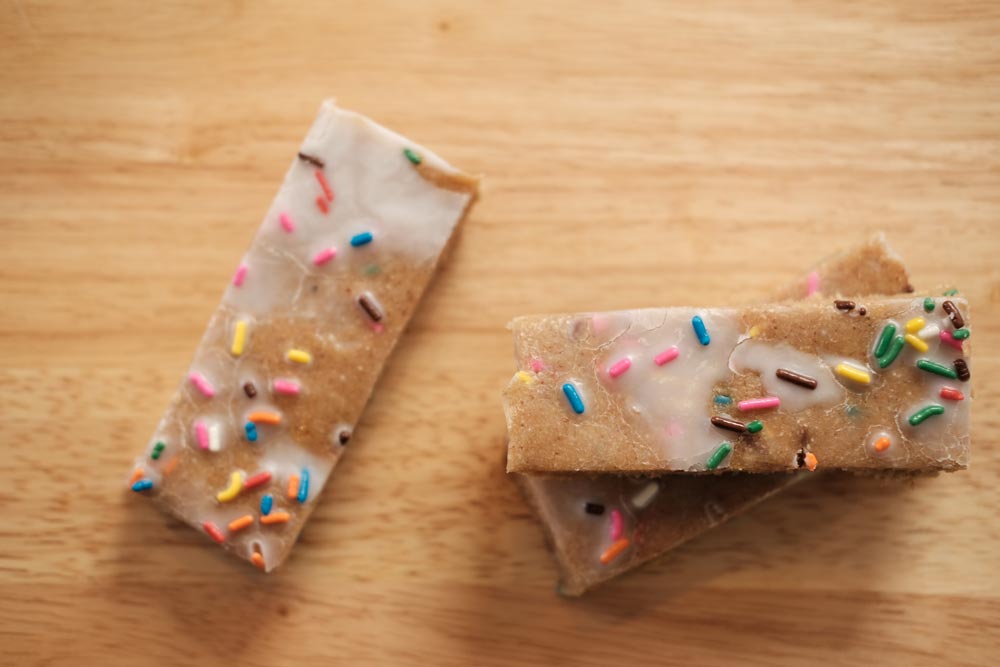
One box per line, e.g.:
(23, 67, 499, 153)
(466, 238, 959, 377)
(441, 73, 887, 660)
(1, 2, 998, 665)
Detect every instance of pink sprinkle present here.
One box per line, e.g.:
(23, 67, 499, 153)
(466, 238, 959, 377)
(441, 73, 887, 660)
(195, 421, 209, 450)
(654, 346, 680, 366)
(279, 212, 295, 233)
(273, 379, 301, 396)
(232, 264, 247, 287)
(738, 396, 781, 411)
(188, 372, 215, 398)
(372, 322, 384, 334)
(529, 358, 545, 373)
(807, 271, 821, 297)
(608, 357, 632, 379)
(609, 509, 624, 541)
(312, 247, 337, 266)
(940, 330, 964, 352)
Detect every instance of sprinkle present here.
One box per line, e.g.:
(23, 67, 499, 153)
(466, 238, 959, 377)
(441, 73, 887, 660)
(738, 396, 780, 411)
(904, 333, 929, 353)
(529, 359, 545, 372)
(954, 359, 970, 382)
(599, 538, 630, 565)
(315, 169, 334, 201)
(350, 232, 373, 247)
(940, 387, 964, 401)
(746, 420, 763, 434)
(244, 422, 258, 442)
(803, 452, 818, 471)
(403, 147, 422, 165)
(287, 349, 312, 364)
(132, 479, 153, 492)
(243, 382, 257, 398)
(873, 436, 891, 453)
(858, 307, 867, 316)
(358, 292, 384, 322)
(195, 420, 210, 450)
(630, 482, 660, 510)
(691, 315, 710, 346)
(924, 297, 935, 312)
(312, 247, 337, 265)
(228, 515, 254, 532)
(202, 521, 225, 543)
(943, 288, 959, 296)
(916, 359, 958, 380)
(515, 371, 535, 384)
(654, 346, 680, 366)
(188, 372, 215, 398)
(371, 322, 384, 334)
(297, 152, 325, 168)
(260, 511, 290, 525)
(806, 271, 820, 296)
(873, 324, 897, 357)
(710, 416, 746, 434)
(286, 475, 299, 499)
(244, 471, 272, 490)
(316, 196, 329, 214)
(835, 363, 870, 384)
(748, 325, 761, 338)
(207, 423, 221, 452)
(296, 469, 310, 504)
(279, 212, 295, 233)
(608, 357, 632, 378)
(877, 336, 906, 369)
(714, 395, 733, 405)
(231, 320, 248, 357)
(917, 324, 940, 341)
(337, 427, 352, 445)
(260, 494, 273, 515)
(905, 318, 925, 334)
(909, 405, 945, 426)
(941, 300, 965, 329)
(562, 383, 585, 414)
(150, 441, 165, 460)
(775, 368, 818, 390)
(834, 300, 855, 311)
(584, 502, 605, 515)
(273, 379, 301, 395)
(609, 508, 624, 540)
(232, 264, 247, 287)
(247, 411, 282, 425)
(953, 328, 970, 340)
(706, 442, 733, 470)
(216, 471, 243, 502)
(940, 330, 964, 352)
(251, 552, 266, 570)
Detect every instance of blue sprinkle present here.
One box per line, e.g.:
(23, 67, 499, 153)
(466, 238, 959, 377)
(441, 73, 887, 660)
(132, 479, 153, 492)
(350, 232, 373, 247)
(260, 494, 273, 516)
(562, 383, 585, 414)
(297, 468, 310, 504)
(714, 395, 732, 405)
(245, 422, 258, 442)
(692, 315, 711, 346)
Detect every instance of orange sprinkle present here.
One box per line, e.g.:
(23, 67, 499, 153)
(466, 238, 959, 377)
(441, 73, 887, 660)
(804, 452, 819, 471)
(129, 467, 145, 485)
(287, 474, 300, 499)
(250, 552, 266, 570)
(260, 511, 290, 525)
(874, 437, 891, 453)
(162, 457, 180, 476)
(599, 538, 630, 565)
(247, 411, 282, 425)
(316, 195, 329, 214)
(227, 515, 254, 532)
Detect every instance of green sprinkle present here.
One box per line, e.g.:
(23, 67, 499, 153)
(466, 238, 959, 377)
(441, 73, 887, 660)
(364, 264, 381, 276)
(923, 297, 935, 313)
(916, 359, 958, 379)
(873, 323, 897, 357)
(909, 404, 945, 426)
(943, 288, 959, 296)
(877, 335, 905, 369)
(746, 420, 763, 434)
(714, 395, 732, 405)
(706, 442, 733, 470)
(953, 328, 970, 340)
(403, 148, 422, 165)
(150, 441, 165, 460)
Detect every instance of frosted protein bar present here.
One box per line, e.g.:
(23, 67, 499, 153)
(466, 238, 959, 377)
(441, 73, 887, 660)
(127, 101, 479, 571)
(512, 237, 924, 595)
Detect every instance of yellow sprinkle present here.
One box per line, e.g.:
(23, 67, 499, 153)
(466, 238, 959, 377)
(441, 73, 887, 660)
(835, 363, 871, 385)
(216, 471, 243, 503)
(287, 349, 312, 364)
(515, 371, 535, 385)
(748, 325, 761, 338)
(904, 333, 929, 353)
(905, 317, 925, 334)
(231, 320, 248, 357)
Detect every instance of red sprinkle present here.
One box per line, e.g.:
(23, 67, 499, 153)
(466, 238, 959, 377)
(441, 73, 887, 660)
(315, 169, 334, 201)
(244, 471, 273, 490)
(316, 195, 329, 214)
(940, 387, 965, 401)
(202, 521, 225, 544)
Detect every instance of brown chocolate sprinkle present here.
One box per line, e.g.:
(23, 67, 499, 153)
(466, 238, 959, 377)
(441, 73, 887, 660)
(775, 368, 818, 390)
(297, 152, 325, 168)
(358, 292, 384, 322)
(337, 427, 352, 445)
(243, 382, 257, 398)
(904, 283, 915, 293)
(710, 416, 747, 434)
(796, 450, 807, 468)
(584, 502, 605, 515)
(834, 300, 855, 311)
(858, 307, 867, 316)
(954, 358, 970, 382)
(942, 300, 965, 329)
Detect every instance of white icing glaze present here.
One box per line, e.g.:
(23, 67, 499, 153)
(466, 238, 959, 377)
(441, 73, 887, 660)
(729, 340, 844, 412)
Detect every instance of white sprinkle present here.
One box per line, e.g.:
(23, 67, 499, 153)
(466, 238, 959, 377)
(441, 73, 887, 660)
(917, 324, 941, 341)
(208, 423, 222, 452)
(630, 481, 660, 510)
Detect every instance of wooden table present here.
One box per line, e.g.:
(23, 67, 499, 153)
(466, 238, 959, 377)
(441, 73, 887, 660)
(2, 2, 997, 665)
